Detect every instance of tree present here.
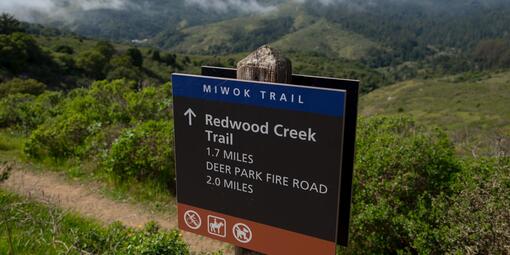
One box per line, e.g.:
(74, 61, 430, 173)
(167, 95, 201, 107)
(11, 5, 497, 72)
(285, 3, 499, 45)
(127, 47, 143, 67)
(473, 39, 510, 69)
(55, 45, 75, 54)
(0, 13, 23, 35)
(0, 33, 45, 72)
(161, 53, 176, 66)
(151, 49, 161, 62)
(75, 50, 108, 79)
(106, 55, 143, 81)
(94, 41, 116, 60)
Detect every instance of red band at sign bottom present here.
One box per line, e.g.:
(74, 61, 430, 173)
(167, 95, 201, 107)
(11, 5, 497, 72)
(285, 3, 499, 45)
(178, 203, 336, 255)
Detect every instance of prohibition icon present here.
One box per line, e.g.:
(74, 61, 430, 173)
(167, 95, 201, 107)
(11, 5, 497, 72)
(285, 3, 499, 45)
(233, 223, 252, 243)
(184, 210, 202, 230)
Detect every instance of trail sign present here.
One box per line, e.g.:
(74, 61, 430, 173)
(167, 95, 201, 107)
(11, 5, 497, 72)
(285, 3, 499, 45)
(172, 72, 358, 255)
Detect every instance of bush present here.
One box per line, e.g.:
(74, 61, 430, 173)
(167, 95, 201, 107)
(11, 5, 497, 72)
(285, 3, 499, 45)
(88, 79, 135, 123)
(24, 113, 93, 159)
(75, 50, 108, 79)
(0, 91, 62, 132)
(55, 45, 75, 54)
(52, 52, 76, 73)
(432, 157, 510, 254)
(23, 81, 129, 159)
(0, 78, 46, 97)
(106, 55, 143, 81)
(343, 116, 461, 253)
(23, 79, 172, 161)
(105, 120, 175, 187)
(94, 41, 116, 60)
(127, 84, 173, 122)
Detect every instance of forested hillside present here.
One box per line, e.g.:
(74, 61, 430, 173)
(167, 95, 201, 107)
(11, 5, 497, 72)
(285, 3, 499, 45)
(5, 0, 510, 93)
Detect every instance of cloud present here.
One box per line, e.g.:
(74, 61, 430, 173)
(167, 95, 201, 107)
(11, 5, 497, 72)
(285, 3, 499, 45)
(0, 0, 129, 21)
(185, 0, 277, 13)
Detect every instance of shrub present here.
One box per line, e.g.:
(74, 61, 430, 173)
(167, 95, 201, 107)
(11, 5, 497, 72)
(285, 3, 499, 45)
(75, 50, 108, 79)
(127, 84, 173, 122)
(0, 93, 34, 128)
(52, 52, 76, 73)
(0, 91, 62, 132)
(105, 120, 175, 187)
(23, 79, 167, 161)
(88, 79, 135, 123)
(55, 45, 75, 54)
(343, 116, 461, 253)
(0, 78, 46, 97)
(94, 41, 116, 60)
(432, 157, 510, 254)
(24, 113, 93, 159)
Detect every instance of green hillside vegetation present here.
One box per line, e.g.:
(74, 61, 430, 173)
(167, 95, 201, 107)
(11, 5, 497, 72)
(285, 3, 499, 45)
(157, 14, 295, 55)
(271, 19, 377, 60)
(158, 11, 376, 61)
(360, 71, 510, 156)
(14, 0, 510, 84)
(0, 22, 239, 92)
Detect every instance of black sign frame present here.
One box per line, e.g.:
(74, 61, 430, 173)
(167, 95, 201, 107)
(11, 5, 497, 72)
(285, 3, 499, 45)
(200, 66, 359, 246)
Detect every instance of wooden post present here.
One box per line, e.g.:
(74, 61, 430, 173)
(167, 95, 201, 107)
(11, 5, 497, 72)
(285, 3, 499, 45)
(237, 45, 292, 84)
(234, 45, 292, 255)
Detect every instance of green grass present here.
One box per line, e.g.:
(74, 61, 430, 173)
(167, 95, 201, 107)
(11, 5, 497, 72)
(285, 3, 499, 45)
(0, 189, 188, 255)
(0, 130, 25, 161)
(360, 70, 510, 155)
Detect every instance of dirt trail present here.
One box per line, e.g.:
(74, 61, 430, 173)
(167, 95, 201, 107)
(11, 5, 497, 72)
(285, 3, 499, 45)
(1, 167, 232, 255)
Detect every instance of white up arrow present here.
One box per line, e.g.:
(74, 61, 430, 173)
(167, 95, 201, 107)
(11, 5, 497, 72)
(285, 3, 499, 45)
(184, 108, 197, 126)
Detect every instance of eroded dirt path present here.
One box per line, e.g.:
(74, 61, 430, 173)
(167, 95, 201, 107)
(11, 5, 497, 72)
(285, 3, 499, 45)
(1, 166, 232, 255)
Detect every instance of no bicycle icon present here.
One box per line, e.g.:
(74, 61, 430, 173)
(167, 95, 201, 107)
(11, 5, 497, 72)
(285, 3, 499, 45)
(184, 210, 202, 230)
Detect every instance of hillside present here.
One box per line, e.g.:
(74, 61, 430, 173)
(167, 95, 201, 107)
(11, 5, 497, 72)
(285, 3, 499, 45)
(270, 19, 377, 60)
(360, 71, 510, 156)
(155, 9, 377, 60)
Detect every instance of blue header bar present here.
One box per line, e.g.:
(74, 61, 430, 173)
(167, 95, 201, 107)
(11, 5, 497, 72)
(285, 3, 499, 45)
(172, 74, 346, 117)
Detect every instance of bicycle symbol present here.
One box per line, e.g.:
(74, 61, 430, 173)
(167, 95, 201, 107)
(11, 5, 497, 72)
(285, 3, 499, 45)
(184, 210, 202, 230)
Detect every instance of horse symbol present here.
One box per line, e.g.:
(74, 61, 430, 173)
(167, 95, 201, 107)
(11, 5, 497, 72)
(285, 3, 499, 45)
(209, 219, 224, 234)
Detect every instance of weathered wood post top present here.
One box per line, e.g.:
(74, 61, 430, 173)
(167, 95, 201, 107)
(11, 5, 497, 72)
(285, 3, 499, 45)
(237, 45, 292, 84)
